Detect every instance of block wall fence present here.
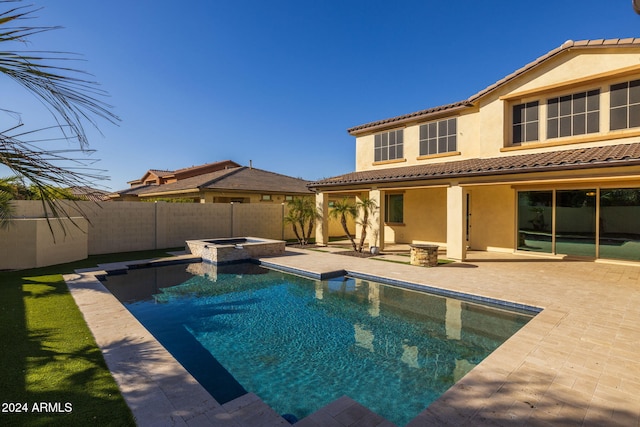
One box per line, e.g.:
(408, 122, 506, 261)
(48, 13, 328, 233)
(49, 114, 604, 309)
(1, 201, 353, 270)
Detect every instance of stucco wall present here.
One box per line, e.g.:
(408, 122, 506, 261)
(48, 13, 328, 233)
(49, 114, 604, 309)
(469, 185, 515, 252)
(393, 188, 447, 245)
(354, 49, 640, 173)
(0, 217, 88, 270)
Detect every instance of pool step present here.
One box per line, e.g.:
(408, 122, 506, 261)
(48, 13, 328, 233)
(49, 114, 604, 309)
(295, 396, 397, 427)
(212, 393, 290, 426)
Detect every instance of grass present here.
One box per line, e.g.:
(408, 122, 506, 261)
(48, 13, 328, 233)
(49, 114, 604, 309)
(0, 248, 182, 427)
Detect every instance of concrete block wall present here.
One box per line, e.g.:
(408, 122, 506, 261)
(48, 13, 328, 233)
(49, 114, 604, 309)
(86, 202, 157, 254)
(155, 202, 233, 248)
(233, 203, 286, 240)
(4, 201, 317, 269)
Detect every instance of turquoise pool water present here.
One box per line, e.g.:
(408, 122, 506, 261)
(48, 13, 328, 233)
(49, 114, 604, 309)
(102, 262, 534, 426)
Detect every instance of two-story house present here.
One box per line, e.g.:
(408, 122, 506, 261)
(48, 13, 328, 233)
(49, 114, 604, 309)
(310, 39, 640, 263)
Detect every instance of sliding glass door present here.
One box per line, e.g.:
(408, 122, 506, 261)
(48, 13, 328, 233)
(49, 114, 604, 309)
(555, 190, 596, 257)
(517, 187, 640, 260)
(599, 188, 640, 261)
(517, 191, 552, 253)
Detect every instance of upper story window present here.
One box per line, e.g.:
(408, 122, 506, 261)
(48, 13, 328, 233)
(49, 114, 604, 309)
(512, 101, 539, 144)
(547, 90, 600, 138)
(610, 79, 640, 130)
(374, 129, 403, 162)
(419, 118, 457, 156)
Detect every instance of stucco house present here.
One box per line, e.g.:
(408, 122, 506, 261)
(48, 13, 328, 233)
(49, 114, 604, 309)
(110, 160, 313, 203)
(310, 38, 640, 263)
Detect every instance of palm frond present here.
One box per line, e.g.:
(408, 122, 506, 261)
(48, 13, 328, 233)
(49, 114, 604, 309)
(0, 0, 117, 239)
(0, 1, 120, 148)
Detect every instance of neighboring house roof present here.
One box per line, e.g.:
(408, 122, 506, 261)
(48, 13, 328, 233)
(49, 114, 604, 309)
(149, 169, 174, 177)
(127, 160, 240, 185)
(67, 186, 110, 202)
(308, 143, 640, 188)
(110, 184, 158, 197)
(127, 170, 173, 185)
(348, 38, 640, 135)
(139, 166, 312, 197)
(170, 160, 241, 180)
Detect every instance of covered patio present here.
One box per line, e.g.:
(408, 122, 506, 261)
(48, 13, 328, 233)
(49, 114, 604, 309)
(310, 143, 640, 264)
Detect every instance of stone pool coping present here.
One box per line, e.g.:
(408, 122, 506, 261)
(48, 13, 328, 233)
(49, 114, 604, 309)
(66, 248, 640, 426)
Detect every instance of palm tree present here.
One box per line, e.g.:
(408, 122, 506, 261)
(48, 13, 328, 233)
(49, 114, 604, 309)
(285, 197, 318, 245)
(329, 198, 357, 251)
(0, 176, 15, 228)
(0, 1, 118, 233)
(356, 197, 378, 253)
(284, 209, 303, 244)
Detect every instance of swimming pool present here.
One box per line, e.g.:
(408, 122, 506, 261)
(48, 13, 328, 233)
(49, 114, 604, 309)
(101, 261, 534, 426)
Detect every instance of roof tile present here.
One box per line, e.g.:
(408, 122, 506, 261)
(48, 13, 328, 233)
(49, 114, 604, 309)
(309, 143, 640, 188)
(138, 167, 312, 196)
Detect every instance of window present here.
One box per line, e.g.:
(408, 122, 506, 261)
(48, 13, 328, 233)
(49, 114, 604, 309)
(261, 194, 272, 201)
(374, 129, 404, 162)
(512, 101, 539, 144)
(610, 79, 640, 130)
(547, 90, 599, 138)
(285, 195, 293, 201)
(384, 194, 403, 223)
(419, 118, 457, 156)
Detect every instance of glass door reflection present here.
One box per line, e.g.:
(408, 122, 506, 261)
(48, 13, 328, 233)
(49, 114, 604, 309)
(555, 189, 596, 257)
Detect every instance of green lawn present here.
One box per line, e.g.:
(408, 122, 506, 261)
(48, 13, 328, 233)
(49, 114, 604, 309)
(0, 248, 182, 427)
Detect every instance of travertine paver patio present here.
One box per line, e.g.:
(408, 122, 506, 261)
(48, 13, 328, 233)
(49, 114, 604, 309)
(67, 248, 640, 426)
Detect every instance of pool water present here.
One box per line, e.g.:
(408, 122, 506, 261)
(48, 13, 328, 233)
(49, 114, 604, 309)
(102, 262, 533, 426)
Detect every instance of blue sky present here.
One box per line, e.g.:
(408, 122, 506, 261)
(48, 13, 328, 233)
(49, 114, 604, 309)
(2, 0, 640, 190)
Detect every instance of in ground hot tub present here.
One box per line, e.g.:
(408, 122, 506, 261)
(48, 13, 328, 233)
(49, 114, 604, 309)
(186, 237, 286, 265)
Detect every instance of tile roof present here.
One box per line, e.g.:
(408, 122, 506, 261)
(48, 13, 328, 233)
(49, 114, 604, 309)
(171, 160, 240, 175)
(138, 166, 312, 196)
(68, 186, 110, 202)
(127, 161, 241, 185)
(110, 184, 158, 197)
(140, 168, 239, 194)
(346, 101, 472, 134)
(349, 38, 640, 135)
(308, 143, 640, 188)
(200, 167, 312, 194)
(148, 169, 174, 177)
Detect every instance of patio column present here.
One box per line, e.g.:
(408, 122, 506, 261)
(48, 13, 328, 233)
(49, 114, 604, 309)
(368, 189, 384, 250)
(315, 192, 329, 246)
(447, 184, 467, 261)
